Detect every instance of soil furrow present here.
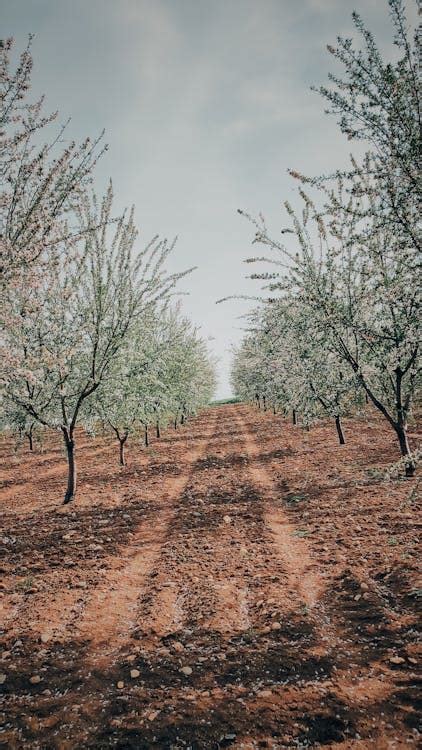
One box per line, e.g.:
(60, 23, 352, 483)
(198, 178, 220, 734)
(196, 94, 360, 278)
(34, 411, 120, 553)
(1, 404, 419, 749)
(78, 417, 219, 663)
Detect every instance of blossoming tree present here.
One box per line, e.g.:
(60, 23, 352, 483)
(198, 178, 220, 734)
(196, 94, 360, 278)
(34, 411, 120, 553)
(1, 37, 104, 282)
(232, 0, 420, 474)
(1, 184, 193, 501)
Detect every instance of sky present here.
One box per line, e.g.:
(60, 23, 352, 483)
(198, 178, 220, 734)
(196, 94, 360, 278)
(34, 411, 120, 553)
(3, 0, 418, 398)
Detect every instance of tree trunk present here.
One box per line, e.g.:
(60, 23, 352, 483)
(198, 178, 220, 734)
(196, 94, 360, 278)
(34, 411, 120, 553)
(256, 394, 260, 410)
(273, 405, 276, 415)
(62, 429, 76, 504)
(156, 421, 160, 439)
(119, 436, 128, 466)
(27, 427, 34, 452)
(144, 425, 149, 447)
(174, 417, 178, 430)
(335, 415, 345, 445)
(181, 413, 185, 425)
(292, 409, 297, 425)
(263, 395, 267, 411)
(395, 423, 415, 477)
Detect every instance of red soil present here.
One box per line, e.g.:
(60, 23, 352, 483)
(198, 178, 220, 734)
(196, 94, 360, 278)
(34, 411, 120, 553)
(0, 404, 420, 749)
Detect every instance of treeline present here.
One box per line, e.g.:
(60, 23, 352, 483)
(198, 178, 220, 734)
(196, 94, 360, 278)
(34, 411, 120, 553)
(230, 0, 420, 476)
(0, 38, 215, 503)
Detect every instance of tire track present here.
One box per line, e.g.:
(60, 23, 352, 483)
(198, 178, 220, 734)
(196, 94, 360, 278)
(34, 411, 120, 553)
(131, 407, 258, 638)
(238, 408, 324, 612)
(77, 411, 219, 665)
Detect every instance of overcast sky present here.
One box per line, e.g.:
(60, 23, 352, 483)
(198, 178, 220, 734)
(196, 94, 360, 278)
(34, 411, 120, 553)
(3, 0, 418, 397)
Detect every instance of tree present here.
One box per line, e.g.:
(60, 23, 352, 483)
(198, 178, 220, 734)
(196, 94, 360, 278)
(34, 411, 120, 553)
(1, 184, 193, 502)
(87, 306, 216, 464)
(0, 398, 37, 452)
(89, 308, 173, 465)
(1, 37, 104, 283)
(311, 0, 420, 255)
(164, 319, 216, 428)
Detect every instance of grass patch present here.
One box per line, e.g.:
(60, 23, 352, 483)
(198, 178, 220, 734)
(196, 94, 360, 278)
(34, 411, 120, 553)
(209, 397, 242, 406)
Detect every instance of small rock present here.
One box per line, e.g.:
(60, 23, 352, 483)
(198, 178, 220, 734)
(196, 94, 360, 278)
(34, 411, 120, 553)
(29, 675, 41, 684)
(180, 666, 193, 676)
(117, 681, 124, 689)
(389, 656, 405, 665)
(223, 515, 231, 524)
(40, 633, 50, 644)
(126, 654, 136, 663)
(258, 689, 272, 698)
(147, 710, 160, 721)
(271, 622, 281, 631)
(360, 582, 369, 591)
(130, 669, 140, 679)
(0, 674, 6, 685)
(354, 594, 361, 601)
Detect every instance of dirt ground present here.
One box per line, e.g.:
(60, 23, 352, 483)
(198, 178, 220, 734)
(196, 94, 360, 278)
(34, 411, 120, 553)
(0, 404, 420, 749)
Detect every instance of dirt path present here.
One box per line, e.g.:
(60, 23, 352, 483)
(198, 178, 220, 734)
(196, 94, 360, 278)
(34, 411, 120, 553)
(238, 410, 324, 611)
(1, 404, 420, 749)
(77, 418, 216, 664)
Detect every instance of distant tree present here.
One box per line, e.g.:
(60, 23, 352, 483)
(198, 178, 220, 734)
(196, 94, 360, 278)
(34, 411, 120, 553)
(0, 398, 37, 451)
(88, 306, 216, 464)
(231, 300, 361, 444)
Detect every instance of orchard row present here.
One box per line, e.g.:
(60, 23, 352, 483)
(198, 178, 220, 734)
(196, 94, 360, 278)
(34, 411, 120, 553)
(0, 39, 215, 503)
(230, 1, 420, 476)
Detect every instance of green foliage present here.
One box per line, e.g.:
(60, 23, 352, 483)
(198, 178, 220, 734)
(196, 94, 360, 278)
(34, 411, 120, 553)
(210, 397, 242, 406)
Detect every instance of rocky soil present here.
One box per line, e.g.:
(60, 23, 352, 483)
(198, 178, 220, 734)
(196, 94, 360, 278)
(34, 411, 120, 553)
(0, 404, 420, 748)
